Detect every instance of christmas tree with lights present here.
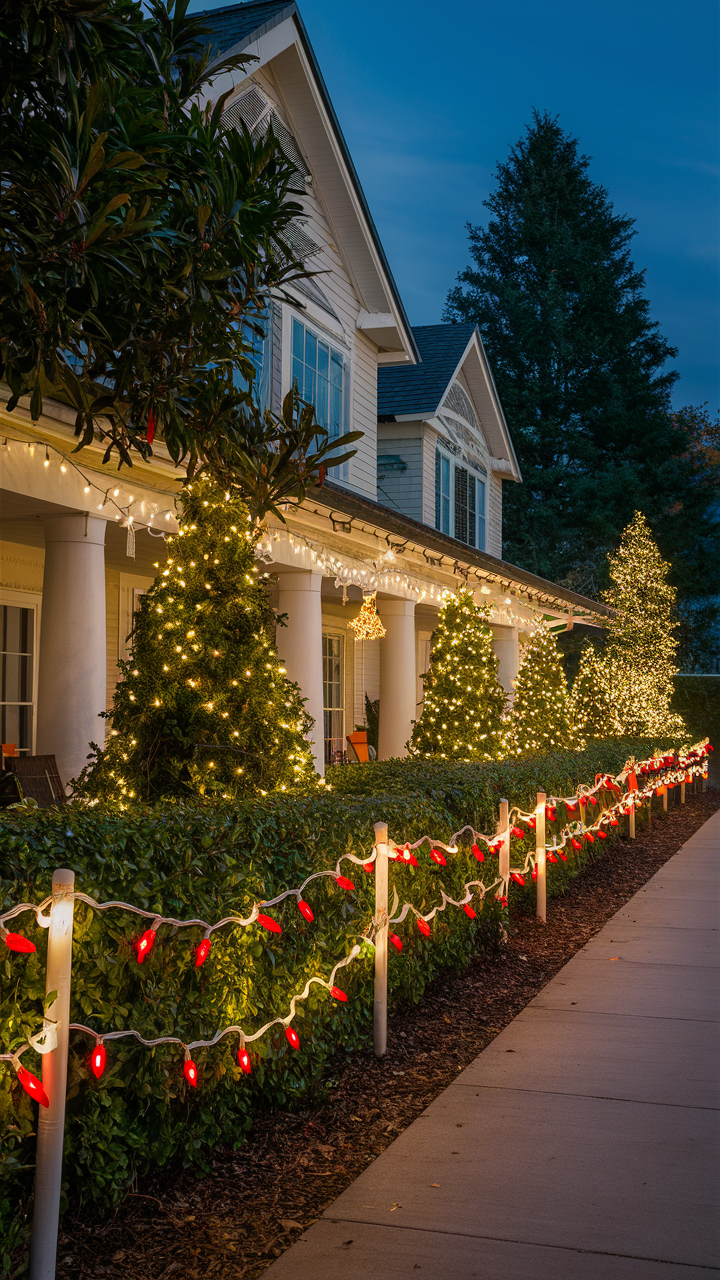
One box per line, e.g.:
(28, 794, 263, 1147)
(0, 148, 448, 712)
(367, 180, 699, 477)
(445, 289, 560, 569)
(570, 641, 613, 739)
(410, 588, 506, 759)
(599, 511, 686, 736)
(77, 476, 317, 801)
(505, 624, 579, 756)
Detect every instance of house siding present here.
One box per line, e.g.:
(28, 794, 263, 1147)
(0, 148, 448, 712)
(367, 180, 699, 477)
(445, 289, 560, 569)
(377, 437, 423, 521)
(488, 471, 503, 558)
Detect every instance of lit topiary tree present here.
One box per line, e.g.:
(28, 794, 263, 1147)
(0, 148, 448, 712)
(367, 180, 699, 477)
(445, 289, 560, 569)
(505, 623, 578, 756)
(600, 511, 686, 736)
(410, 588, 506, 759)
(76, 476, 317, 801)
(571, 641, 613, 739)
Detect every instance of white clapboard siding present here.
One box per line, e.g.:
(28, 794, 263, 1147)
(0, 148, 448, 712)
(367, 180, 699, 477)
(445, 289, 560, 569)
(488, 472, 503, 558)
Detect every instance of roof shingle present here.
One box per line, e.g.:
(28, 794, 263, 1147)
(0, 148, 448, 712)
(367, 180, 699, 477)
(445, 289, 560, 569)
(377, 324, 476, 417)
(196, 1, 295, 58)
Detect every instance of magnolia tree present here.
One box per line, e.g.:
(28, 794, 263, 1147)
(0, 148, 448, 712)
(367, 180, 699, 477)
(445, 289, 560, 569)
(410, 588, 506, 759)
(505, 624, 578, 756)
(76, 477, 318, 801)
(599, 511, 686, 736)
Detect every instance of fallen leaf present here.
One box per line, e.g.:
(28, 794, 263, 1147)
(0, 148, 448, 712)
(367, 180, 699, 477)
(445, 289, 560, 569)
(280, 1219, 303, 1233)
(429, 1183, 440, 1188)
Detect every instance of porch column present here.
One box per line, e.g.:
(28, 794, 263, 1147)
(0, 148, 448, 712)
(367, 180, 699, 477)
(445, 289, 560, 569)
(491, 624, 520, 695)
(378, 598, 416, 760)
(276, 571, 325, 775)
(36, 514, 107, 789)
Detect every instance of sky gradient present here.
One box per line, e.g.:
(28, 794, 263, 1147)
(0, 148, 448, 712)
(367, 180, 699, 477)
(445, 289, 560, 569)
(197, 0, 720, 412)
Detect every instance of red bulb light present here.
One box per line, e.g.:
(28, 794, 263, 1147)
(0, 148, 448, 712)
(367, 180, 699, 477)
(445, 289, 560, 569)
(390, 933, 402, 951)
(585, 832, 595, 844)
(90, 1043, 106, 1079)
(183, 1058, 198, 1087)
(510, 826, 525, 839)
(597, 830, 607, 839)
(195, 938, 212, 967)
(285, 1027, 300, 1050)
(510, 872, 525, 886)
(566, 803, 577, 813)
(3, 932, 36, 954)
(335, 875, 355, 891)
(257, 913, 282, 934)
(135, 928, 156, 963)
(559, 850, 568, 862)
(527, 817, 536, 830)
(330, 986, 348, 1001)
(531, 866, 538, 881)
(363, 861, 375, 873)
(297, 899, 314, 923)
(589, 796, 598, 806)
(610, 818, 619, 827)
(547, 853, 558, 863)
(237, 1047, 251, 1074)
(579, 797, 587, 807)
(471, 843, 484, 862)
(430, 848, 446, 866)
(571, 838, 582, 851)
(545, 806, 557, 821)
(463, 904, 476, 919)
(416, 917, 431, 938)
(17, 1065, 49, 1108)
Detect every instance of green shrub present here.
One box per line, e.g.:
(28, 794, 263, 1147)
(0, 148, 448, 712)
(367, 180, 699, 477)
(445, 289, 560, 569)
(672, 676, 719, 752)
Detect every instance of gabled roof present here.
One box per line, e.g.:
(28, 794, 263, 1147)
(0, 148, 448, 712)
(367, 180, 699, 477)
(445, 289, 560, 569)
(195, 1, 419, 363)
(377, 324, 475, 417)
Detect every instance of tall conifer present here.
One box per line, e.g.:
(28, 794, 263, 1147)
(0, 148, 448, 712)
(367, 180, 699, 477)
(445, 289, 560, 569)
(505, 625, 578, 756)
(444, 110, 689, 595)
(410, 588, 506, 759)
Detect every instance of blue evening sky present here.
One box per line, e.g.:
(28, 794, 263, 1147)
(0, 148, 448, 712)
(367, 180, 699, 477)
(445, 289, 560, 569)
(197, 0, 720, 411)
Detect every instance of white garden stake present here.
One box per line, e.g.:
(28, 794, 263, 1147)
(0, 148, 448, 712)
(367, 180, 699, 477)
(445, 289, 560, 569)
(536, 791, 546, 924)
(628, 800, 635, 840)
(681, 778, 686, 805)
(373, 821, 389, 1058)
(30, 869, 75, 1280)
(498, 799, 510, 885)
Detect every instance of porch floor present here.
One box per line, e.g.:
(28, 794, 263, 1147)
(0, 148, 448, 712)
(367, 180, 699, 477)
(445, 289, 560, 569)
(263, 809, 720, 1279)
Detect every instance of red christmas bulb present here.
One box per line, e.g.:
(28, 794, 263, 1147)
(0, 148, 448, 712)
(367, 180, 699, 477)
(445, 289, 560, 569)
(335, 875, 355, 891)
(559, 850, 568, 862)
(584, 832, 595, 844)
(147, 408, 156, 445)
(416, 917, 431, 938)
(471, 843, 485, 862)
(510, 872, 525, 886)
(589, 796, 598, 806)
(183, 1058, 198, 1088)
(237, 1046, 251, 1074)
(547, 853, 558, 863)
(597, 829, 607, 839)
(195, 938, 212, 967)
(527, 817, 536, 830)
(135, 928, 156, 963)
(297, 899, 314, 923)
(390, 933, 402, 951)
(90, 1042, 106, 1079)
(571, 838, 582, 851)
(3, 932, 36, 954)
(257, 913, 281, 934)
(364, 861, 375, 873)
(330, 986, 348, 1001)
(17, 1065, 49, 1108)
(463, 904, 476, 919)
(579, 796, 587, 808)
(708, 744, 714, 752)
(285, 1027, 300, 1050)
(500, 895, 508, 907)
(430, 848, 446, 866)
(545, 806, 557, 822)
(510, 826, 525, 839)
(531, 865, 538, 881)
(604, 776, 614, 788)
(610, 818, 619, 827)
(566, 802, 577, 813)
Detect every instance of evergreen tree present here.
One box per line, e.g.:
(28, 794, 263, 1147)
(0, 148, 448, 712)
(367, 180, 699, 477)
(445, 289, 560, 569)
(410, 588, 506, 759)
(570, 641, 613, 740)
(77, 477, 317, 800)
(505, 624, 578, 756)
(444, 110, 694, 595)
(599, 512, 687, 736)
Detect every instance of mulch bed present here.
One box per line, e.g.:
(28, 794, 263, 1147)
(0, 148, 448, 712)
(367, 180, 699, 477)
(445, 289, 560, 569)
(54, 789, 718, 1280)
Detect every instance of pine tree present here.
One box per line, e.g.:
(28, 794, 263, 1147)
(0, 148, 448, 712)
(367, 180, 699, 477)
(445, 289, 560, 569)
(410, 588, 506, 759)
(77, 477, 317, 801)
(505, 624, 578, 757)
(444, 110, 691, 595)
(599, 512, 687, 736)
(570, 642, 613, 740)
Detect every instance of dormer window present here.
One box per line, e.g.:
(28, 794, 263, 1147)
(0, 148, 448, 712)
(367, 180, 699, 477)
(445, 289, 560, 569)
(435, 445, 486, 551)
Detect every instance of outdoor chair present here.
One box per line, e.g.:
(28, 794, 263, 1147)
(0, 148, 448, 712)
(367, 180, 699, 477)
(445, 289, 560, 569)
(5, 755, 66, 807)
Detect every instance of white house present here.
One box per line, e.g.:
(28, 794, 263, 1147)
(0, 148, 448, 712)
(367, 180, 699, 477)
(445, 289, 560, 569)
(0, 0, 609, 790)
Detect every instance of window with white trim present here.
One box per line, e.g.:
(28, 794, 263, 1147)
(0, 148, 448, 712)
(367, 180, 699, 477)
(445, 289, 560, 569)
(291, 317, 348, 442)
(1, 598, 39, 757)
(435, 446, 486, 551)
(322, 633, 345, 765)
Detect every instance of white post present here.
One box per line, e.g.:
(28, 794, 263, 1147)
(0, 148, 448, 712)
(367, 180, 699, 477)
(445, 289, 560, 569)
(663, 788, 668, 812)
(276, 572, 325, 775)
(499, 799, 510, 884)
(680, 779, 686, 805)
(536, 791, 546, 924)
(30, 869, 75, 1280)
(378, 599, 416, 760)
(373, 821, 389, 1058)
(628, 800, 635, 840)
(36, 515, 107, 789)
(489, 625, 519, 695)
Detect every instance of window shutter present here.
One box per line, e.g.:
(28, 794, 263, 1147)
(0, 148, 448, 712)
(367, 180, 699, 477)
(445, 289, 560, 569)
(468, 475, 476, 548)
(454, 465, 468, 543)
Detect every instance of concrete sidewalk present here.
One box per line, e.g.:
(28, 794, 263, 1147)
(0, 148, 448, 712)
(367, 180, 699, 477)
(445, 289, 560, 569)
(265, 809, 720, 1280)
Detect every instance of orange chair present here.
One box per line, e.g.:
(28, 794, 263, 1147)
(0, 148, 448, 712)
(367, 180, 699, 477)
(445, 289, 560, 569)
(346, 730, 370, 763)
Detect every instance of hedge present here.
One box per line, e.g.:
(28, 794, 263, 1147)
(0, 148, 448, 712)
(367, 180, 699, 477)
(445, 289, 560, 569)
(672, 676, 720, 754)
(0, 733, 700, 1245)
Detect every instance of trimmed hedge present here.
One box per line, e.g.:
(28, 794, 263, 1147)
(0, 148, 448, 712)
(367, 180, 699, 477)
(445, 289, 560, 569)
(0, 733, 703, 1238)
